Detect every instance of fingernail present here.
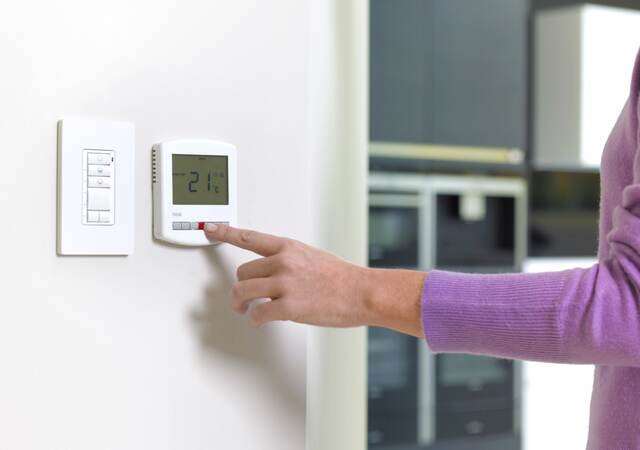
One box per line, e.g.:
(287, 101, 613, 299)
(205, 223, 218, 233)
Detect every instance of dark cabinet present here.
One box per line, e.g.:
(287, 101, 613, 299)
(529, 170, 600, 257)
(368, 174, 525, 450)
(370, 0, 529, 151)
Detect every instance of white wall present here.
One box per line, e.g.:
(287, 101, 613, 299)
(306, 1, 368, 450)
(0, 1, 366, 449)
(523, 362, 593, 450)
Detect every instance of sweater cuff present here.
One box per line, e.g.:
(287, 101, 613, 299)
(421, 270, 568, 361)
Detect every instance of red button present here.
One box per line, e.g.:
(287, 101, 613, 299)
(198, 222, 205, 230)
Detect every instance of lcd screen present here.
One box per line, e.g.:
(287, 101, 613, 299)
(172, 154, 229, 205)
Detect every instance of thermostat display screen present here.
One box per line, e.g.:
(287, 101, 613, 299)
(172, 155, 229, 205)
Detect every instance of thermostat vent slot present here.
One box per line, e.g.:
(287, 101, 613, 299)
(152, 148, 157, 184)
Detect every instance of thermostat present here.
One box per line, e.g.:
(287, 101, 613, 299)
(152, 139, 237, 246)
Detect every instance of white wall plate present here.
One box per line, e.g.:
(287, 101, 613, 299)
(57, 118, 135, 255)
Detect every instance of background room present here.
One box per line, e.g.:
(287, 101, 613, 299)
(367, 1, 640, 449)
(1, 0, 639, 449)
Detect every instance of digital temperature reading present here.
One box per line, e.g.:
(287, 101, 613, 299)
(172, 154, 229, 205)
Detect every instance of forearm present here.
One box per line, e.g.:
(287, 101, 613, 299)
(361, 268, 427, 338)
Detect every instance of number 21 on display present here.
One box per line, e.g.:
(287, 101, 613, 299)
(188, 171, 224, 193)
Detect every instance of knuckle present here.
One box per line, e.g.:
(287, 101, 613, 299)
(231, 297, 245, 313)
(272, 254, 288, 271)
(282, 238, 298, 251)
(272, 275, 287, 295)
(219, 224, 231, 241)
(280, 254, 298, 271)
(231, 283, 243, 299)
(240, 230, 253, 244)
(250, 306, 265, 325)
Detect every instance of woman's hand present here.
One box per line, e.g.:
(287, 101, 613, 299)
(205, 223, 426, 337)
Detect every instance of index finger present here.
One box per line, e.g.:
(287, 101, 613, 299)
(204, 223, 285, 256)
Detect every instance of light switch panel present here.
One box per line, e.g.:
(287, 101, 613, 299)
(84, 150, 115, 224)
(57, 118, 134, 255)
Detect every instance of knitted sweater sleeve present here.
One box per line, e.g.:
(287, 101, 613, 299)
(422, 50, 640, 366)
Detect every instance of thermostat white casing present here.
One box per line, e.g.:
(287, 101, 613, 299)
(152, 139, 237, 246)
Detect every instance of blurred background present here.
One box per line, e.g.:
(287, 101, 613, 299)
(366, 1, 640, 449)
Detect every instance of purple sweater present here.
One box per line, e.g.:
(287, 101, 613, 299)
(422, 48, 640, 448)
